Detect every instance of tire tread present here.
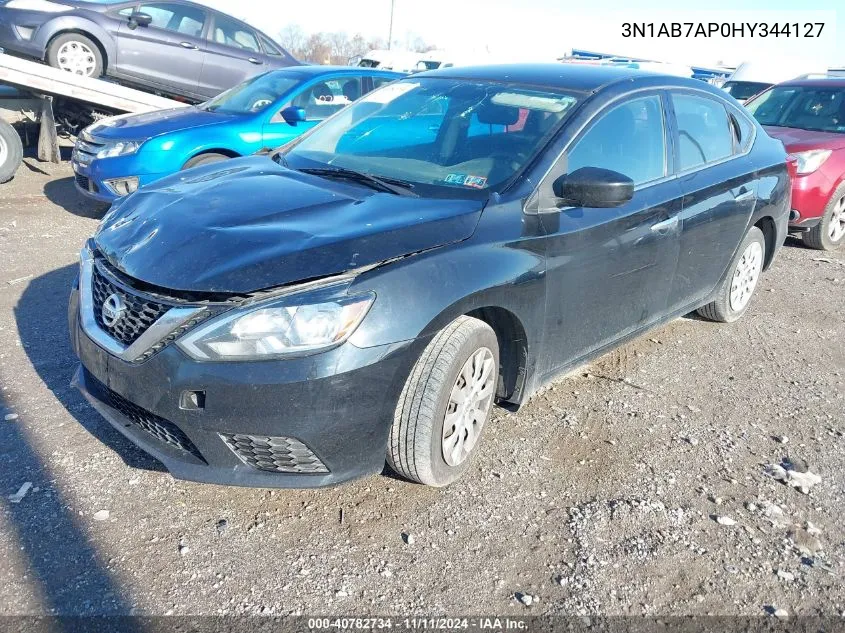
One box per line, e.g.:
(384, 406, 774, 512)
(387, 316, 490, 486)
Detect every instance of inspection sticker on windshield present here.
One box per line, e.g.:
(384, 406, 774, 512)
(445, 174, 488, 189)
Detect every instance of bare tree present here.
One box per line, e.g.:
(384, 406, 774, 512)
(276, 24, 433, 64)
(302, 33, 333, 64)
(278, 24, 307, 58)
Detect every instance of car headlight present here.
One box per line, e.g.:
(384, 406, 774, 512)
(177, 286, 375, 361)
(788, 149, 831, 175)
(97, 141, 140, 159)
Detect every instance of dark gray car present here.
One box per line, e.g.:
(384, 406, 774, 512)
(0, 0, 299, 101)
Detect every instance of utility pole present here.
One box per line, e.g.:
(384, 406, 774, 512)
(387, 0, 395, 50)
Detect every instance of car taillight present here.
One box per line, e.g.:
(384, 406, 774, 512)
(786, 155, 798, 180)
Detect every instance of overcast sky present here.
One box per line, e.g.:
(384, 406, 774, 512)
(197, 0, 843, 68)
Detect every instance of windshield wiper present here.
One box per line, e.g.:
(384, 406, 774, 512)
(298, 167, 418, 197)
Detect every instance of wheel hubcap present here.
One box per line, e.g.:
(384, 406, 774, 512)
(57, 41, 97, 76)
(729, 241, 763, 312)
(441, 347, 496, 467)
(829, 196, 845, 243)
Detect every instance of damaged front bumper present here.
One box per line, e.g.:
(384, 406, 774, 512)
(68, 279, 425, 488)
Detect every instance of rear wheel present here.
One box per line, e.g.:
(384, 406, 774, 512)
(387, 316, 499, 487)
(47, 33, 103, 78)
(0, 119, 23, 184)
(803, 184, 845, 251)
(698, 226, 766, 323)
(182, 153, 230, 170)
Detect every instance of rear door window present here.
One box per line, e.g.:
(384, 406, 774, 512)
(672, 93, 734, 171)
(212, 15, 260, 52)
(566, 94, 667, 186)
(134, 3, 206, 37)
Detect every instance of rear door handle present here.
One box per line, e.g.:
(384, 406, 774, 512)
(650, 215, 679, 233)
(180, 41, 198, 50)
(248, 57, 262, 64)
(734, 188, 755, 202)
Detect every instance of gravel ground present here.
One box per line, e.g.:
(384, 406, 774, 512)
(0, 158, 843, 617)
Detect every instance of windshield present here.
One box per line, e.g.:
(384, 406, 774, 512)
(746, 85, 845, 133)
(283, 78, 580, 196)
(722, 81, 771, 101)
(201, 72, 302, 114)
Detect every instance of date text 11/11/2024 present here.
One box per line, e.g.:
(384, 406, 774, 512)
(622, 22, 826, 38)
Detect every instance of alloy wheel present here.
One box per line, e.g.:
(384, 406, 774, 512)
(0, 133, 7, 168)
(57, 41, 97, 76)
(729, 240, 763, 312)
(829, 196, 845, 244)
(441, 347, 496, 467)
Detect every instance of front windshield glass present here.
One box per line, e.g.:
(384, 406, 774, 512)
(202, 72, 302, 114)
(746, 85, 845, 133)
(283, 78, 580, 195)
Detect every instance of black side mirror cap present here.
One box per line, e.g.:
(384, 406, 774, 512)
(128, 12, 153, 28)
(553, 166, 635, 208)
(280, 106, 306, 126)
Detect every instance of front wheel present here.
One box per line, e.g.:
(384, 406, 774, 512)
(387, 316, 499, 487)
(803, 184, 845, 251)
(697, 226, 766, 323)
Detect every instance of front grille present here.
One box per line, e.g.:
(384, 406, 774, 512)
(92, 263, 172, 346)
(87, 375, 204, 461)
(74, 137, 105, 165)
(220, 433, 329, 474)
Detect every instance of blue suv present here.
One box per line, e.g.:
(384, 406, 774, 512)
(71, 66, 402, 203)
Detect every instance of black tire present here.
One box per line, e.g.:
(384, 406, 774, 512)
(387, 316, 499, 487)
(47, 33, 104, 78)
(0, 119, 23, 185)
(697, 226, 766, 323)
(802, 183, 845, 251)
(182, 153, 230, 170)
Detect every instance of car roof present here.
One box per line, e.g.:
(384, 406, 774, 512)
(412, 63, 696, 93)
(273, 65, 404, 78)
(84, 0, 280, 41)
(777, 77, 845, 89)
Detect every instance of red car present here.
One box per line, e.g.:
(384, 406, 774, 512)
(745, 78, 845, 250)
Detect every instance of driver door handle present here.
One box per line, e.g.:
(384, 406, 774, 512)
(180, 41, 198, 50)
(248, 57, 262, 64)
(651, 215, 679, 233)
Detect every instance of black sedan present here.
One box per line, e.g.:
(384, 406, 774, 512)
(69, 64, 790, 488)
(0, 0, 297, 100)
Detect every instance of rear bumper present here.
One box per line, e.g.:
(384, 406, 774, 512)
(69, 287, 424, 488)
(789, 170, 835, 227)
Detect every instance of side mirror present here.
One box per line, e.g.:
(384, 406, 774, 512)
(280, 106, 306, 126)
(128, 12, 153, 28)
(553, 166, 634, 208)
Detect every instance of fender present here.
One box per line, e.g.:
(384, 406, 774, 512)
(35, 16, 116, 65)
(348, 200, 548, 403)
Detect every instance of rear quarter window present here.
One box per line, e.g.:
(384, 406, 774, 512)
(730, 109, 755, 152)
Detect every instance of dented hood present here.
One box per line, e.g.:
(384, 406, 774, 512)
(94, 156, 485, 294)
